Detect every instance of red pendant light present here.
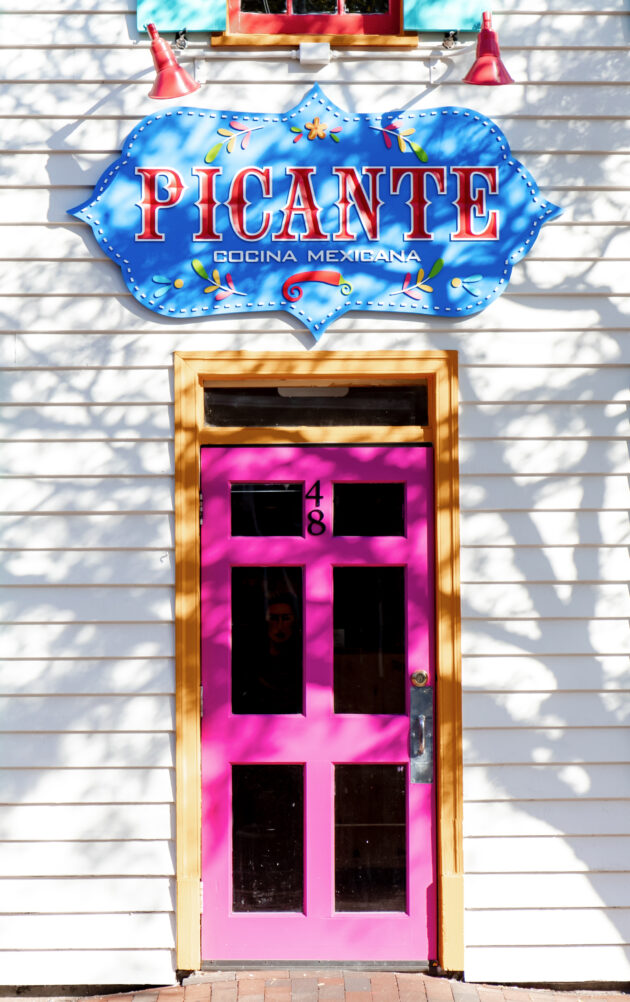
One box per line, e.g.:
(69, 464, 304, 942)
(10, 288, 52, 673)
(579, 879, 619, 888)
(147, 22, 200, 100)
(463, 11, 514, 86)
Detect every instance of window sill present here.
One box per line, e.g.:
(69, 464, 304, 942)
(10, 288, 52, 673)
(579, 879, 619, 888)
(211, 32, 419, 47)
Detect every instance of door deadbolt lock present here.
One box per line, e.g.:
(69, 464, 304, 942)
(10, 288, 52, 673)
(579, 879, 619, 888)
(411, 670, 428, 688)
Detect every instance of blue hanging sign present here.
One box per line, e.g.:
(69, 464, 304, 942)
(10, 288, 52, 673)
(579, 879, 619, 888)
(69, 84, 561, 340)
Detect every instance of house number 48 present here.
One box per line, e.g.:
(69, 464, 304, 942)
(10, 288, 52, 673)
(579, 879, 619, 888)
(305, 481, 326, 535)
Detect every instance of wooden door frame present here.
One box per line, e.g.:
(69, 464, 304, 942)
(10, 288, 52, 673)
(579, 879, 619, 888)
(173, 350, 463, 973)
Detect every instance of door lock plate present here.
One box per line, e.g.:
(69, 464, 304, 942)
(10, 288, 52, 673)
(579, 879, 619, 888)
(410, 685, 433, 784)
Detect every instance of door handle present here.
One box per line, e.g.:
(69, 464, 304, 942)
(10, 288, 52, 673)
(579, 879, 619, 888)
(417, 714, 426, 756)
(410, 685, 433, 784)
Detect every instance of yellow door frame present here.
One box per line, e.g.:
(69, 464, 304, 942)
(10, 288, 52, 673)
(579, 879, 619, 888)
(173, 350, 463, 972)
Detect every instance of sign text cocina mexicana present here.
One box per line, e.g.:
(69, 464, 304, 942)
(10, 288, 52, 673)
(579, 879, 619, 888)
(70, 85, 561, 339)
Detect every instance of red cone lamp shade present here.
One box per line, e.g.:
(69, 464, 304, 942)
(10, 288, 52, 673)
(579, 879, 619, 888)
(463, 11, 514, 86)
(147, 22, 200, 100)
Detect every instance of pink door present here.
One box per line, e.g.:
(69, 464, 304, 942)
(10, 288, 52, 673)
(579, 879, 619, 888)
(200, 445, 436, 962)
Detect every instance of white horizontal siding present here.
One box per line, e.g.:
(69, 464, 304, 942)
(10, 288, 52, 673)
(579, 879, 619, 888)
(1, 0, 628, 986)
(0, 876, 175, 912)
(464, 763, 630, 800)
(0, 368, 173, 403)
(464, 801, 630, 837)
(466, 873, 630, 910)
(461, 582, 630, 619)
(0, 840, 175, 876)
(0, 660, 174, 695)
(0, 731, 174, 766)
(0, 694, 174, 730)
(0, 550, 175, 584)
(462, 655, 630, 691)
(464, 947, 630, 985)
(461, 548, 630, 587)
(464, 728, 630, 764)
(0, 405, 174, 439)
(467, 909, 630, 947)
(3, 333, 630, 371)
(465, 836, 630, 874)
(461, 440, 630, 476)
(464, 692, 630, 728)
(0, 769, 175, 803)
(0, 478, 174, 515)
(461, 475, 630, 510)
(0, 950, 175, 986)
(0, 913, 175, 949)
(0, 441, 173, 476)
(459, 404, 630, 440)
(0, 804, 173, 840)
(0, 514, 173, 548)
(460, 365, 630, 400)
(0, 586, 174, 622)
(461, 511, 629, 546)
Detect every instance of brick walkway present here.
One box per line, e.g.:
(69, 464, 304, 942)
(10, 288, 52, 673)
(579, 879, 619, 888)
(78, 971, 629, 1002)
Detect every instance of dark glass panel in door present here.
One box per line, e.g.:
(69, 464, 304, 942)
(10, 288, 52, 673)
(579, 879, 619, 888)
(293, 0, 336, 12)
(344, 0, 388, 12)
(241, 0, 286, 11)
(333, 483, 405, 536)
(231, 483, 303, 536)
(232, 567, 303, 714)
(232, 764, 304, 912)
(335, 764, 407, 912)
(333, 566, 405, 714)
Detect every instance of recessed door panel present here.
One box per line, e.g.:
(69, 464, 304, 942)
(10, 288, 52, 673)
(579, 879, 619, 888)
(200, 445, 435, 962)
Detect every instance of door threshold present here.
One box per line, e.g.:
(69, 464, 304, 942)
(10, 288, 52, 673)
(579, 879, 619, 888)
(200, 961, 431, 971)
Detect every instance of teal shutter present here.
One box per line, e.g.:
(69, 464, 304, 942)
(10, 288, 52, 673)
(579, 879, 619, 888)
(403, 0, 483, 32)
(137, 0, 226, 32)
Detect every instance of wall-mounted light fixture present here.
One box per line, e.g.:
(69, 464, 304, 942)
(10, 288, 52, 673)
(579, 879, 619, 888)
(463, 11, 514, 85)
(147, 22, 200, 100)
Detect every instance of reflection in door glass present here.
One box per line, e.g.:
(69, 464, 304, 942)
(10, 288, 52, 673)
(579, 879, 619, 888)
(232, 765, 304, 912)
(335, 764, 407, 912)
(333, 483, 405, 536)
(232, 567, 303, 714)
(231, 483, 303, 536)
(333, 567, 405, 714)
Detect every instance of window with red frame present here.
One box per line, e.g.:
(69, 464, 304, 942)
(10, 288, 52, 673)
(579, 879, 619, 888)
(229, 0, 400, 37)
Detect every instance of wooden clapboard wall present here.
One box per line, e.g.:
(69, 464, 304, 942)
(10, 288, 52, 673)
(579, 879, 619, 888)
(0, 0, 629, 985)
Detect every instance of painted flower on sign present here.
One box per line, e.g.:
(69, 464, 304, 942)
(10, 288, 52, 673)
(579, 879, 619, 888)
(291, 120, 342, 144)
(306, 116, 327, 140)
